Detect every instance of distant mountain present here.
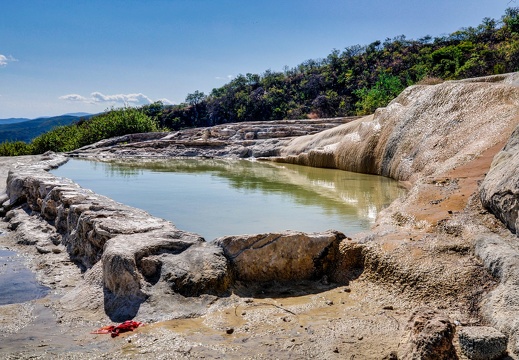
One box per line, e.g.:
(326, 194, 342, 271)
(0, 118, 31, 125)
(0, 113, 95, 143)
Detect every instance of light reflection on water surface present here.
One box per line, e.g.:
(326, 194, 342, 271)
(51, 158, 405, 240)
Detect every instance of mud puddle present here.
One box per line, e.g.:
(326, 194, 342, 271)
(0, 248, 49, 305)
(0, 296, 117, 357)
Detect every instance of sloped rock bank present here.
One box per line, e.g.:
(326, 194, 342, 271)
(278, 73, 519, 181)
(69, 117, 351, 159)
(274, 73, 519, 356)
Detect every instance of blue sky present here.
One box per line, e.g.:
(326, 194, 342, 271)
(0, 0, 512, 118)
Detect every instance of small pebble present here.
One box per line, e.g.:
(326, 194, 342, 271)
(333, 347, 339, 353)
(226, 327, 234, 335)
(343, 288, 351, 293)
(383, 305, 394, 310)
(325, 300, 333, 306)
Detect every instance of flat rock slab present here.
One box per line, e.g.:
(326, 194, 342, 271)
(458, 326, 508, 360)
(215, 230, 345, 282)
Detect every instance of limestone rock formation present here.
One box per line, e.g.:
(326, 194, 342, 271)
(398, 308, 457, 360)
(480, 124, 519, 234)
(278, 73, 519, 182)
(458, 326, 508, 360)
(215, 230, 345, 282)
(4, 73, 519, 357)
(68, 118, 351, 159)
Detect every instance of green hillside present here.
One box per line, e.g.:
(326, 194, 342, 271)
(0, 115, 92, 143)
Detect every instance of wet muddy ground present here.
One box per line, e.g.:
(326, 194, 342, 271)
(0, 246, 49, 306)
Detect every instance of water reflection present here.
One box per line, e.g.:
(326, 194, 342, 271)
(52, 158, 405, 239)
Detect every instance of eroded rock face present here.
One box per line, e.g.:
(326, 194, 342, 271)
(399, 308, 457, 360)
(215, 230, 345, 282)
(480, 124, 519, 234)
(279, 73, 519, 182)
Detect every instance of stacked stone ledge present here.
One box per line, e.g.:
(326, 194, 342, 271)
(3, 153, 347, 316)
(5, 154, 232, 301)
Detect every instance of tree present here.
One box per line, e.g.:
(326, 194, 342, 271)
(354, 73, 404, 115)
(504, 7, 519, 34)
(141, 101, 165, 127)
(185, 90, 206, 106)
(185, 91, 207, 127)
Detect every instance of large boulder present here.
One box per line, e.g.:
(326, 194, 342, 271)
(103, 231, 232, 298)
(215, 230, 345, 282)
(398, 308, 457, 360)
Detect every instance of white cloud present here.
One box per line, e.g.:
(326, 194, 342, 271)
(0, 54, 18, 67)
(59, 94, 90, 102)
(59, 92, 171, 106)
(90, 92, 153, 105)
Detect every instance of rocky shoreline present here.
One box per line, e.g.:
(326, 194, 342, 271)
(2, 73, 519, 359)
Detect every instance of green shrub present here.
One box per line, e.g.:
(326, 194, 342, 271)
(354, 73, 404, 115)
(1, 106, 160, 156)
(0, 141, 33, 156)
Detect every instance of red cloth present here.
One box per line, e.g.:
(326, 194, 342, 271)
(91, 320, 144, 337)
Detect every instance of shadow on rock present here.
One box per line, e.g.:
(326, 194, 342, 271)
(231, 279, 341, 299)
(103, 288, 147, 322)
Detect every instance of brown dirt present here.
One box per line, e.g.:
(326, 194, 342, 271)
(410, 141, 507, 226)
